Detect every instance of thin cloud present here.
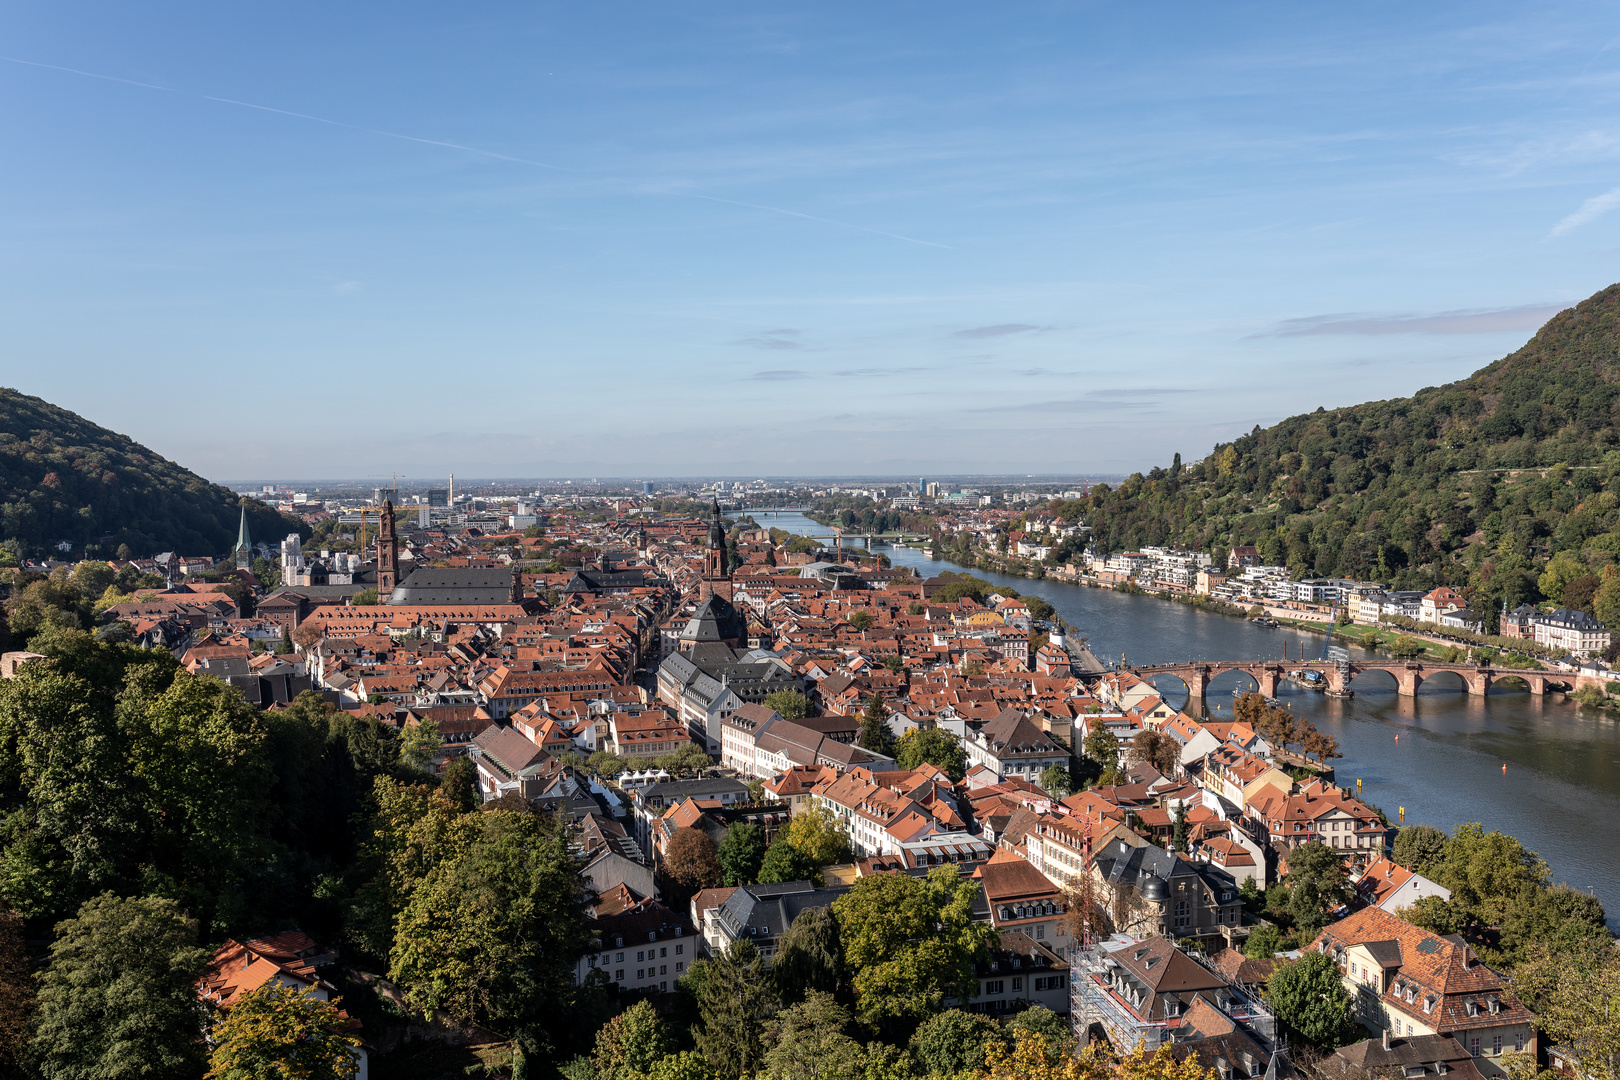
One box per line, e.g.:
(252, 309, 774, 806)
(833, 366, 932, 377)
(1257, 304, 1567, 338)
(970, 388, 1195, 413)
(751, 369, 808, 381)
(734, 329, 803, 350)
(952, 323, 1047, 339)
(1551, 185, 1620, 237)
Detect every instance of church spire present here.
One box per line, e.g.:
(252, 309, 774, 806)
(234, 504, 252, 569)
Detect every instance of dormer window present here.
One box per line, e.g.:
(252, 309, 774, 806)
(1465, 999, 1478, 1017)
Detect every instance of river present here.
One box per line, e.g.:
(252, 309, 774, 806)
(737, 511, 1620, 920)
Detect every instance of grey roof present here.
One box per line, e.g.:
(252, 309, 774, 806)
(387, 567, 516, 606)
(564, 568, 648, 592)
(1093, 837, 1202, 893)
(1363, 940, 1404, 968)
(713, 881, 850, 944)
(679, 594, 747, 644)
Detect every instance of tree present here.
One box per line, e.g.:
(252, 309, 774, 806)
(291, 619, 322, 652)
(1512, 938, 1620, 1080)
(1243, 923, 1283, 960)
(1392, 824, 1448, 875)
(1285, 842, 1349, 936)
(1264, 951, 1355, 1048)
(763, 690, 811, 721)
(762, 991, 864, 1080)
(1084, 725, 1120, 780)
(647, 1052, 718, 1080)
(1039, 764, 1074, 798)
(847, 609, 875, 631)
(858, 696, 893, 756)
(389, 808, 594, 1057)
(783, 803, 852, 867)
(718, 822, 767, 887)
(960, 659, 985, 678)
(350, 587, 379, 606)
(656, 743, 715, 776)
(594, 1000, 674, 1080)
(909, 1009, 1009, 1075)
(894, 727, 967, 781)
(1539, 551, 1587, 603)
(33, 893, 212, 1080)
(1171, 802, 1189, 854)
(1009, 1007, 1074, 1064)
(205, 981, 361, 1080)
(833, 865, 997, 1029)
(1432, 822, 1550, 929)
(759, 838, 818, 885)
(1130, 729, 1180, 776)
(665, 827, 723, 894)
(771, 906, 845, 1004)
(0, 907, 32, 1074)
(398, 718, 442, 773)
(692, 941, 777, 1080)
(440, 755, 479, 812)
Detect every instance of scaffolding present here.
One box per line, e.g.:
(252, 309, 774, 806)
(1070, 937, 1277, 1054)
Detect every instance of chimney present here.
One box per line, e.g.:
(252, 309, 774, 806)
(1382, 1026, 1392, 1051)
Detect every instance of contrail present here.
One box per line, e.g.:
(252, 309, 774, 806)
(1, 54, 952, 249)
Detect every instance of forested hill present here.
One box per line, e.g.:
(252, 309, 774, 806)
(0, 388, 295, 559)
(1060, 282, 1620, 629)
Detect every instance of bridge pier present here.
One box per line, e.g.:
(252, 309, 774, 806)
(1186, 666, 1209, 699)
(1465, 671, 1491, 696)
(1257, 668, 1280, 697)
(1396, 666, 1423, 696)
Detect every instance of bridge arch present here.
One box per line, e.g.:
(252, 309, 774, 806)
(1348, 668, 1402, 693)
(1417, 669, 1469, 693)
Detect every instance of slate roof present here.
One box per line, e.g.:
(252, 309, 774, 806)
(388, 567, 516, 606)
(679, 594, 747, 644)
(712, 880, 850, 946)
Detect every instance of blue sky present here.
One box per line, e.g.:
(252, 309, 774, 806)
(5, 2, 1620, 481)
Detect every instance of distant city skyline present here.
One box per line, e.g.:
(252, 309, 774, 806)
(5, 1, 1618, 479)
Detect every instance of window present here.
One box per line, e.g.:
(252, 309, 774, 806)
(1013, 978, 1023, 991)
(637, 969, 645, 980)
(661, 965, 668, 975)
(1470, 1040, 1481, 1057)
(1493, 1037, 1503, 1056)
(1035, 925, 1045, 940)
(676, 962, 684, 973)
(615, 970, 624, 981)
(661, 981, 667, 990)
(986, 980, 1005, 994)
(1515, 1033, 1525, 1052)
(637, 951, 645, 962)
(661, 947, 668, 958)
(676, 944, 684, 955)
(616, 952, 624, 962)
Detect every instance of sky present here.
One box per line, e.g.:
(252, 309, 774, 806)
(5, 2, 1620, 481)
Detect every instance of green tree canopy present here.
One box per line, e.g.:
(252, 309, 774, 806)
(691, 941, 777, 1080)
(205, 981, 361, 1080)
(858, 696, 893, 756)
(1391, 824, 1449, 876)
(758, 838, 819, 885)
(33, 893, 212, 1080)
(763, 690, 811, 721)
(894, 727, 967, 781)
(593, 1000, 674, 1080)
(388, 806, 594, 1056)
(771, 906, 846, 1005)
(1263, 951, 1355, 1049)
(1039, 764, 1074, 798)
(832, 865, 997, 1029)
(762, 991, 864, 1080)
(1284, 842, 1350, 937)
(718, 822, 767, 888)
(909, 1009, 1009, 1075)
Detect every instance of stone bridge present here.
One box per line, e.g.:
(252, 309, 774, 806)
(1127, 659, 1572, 698)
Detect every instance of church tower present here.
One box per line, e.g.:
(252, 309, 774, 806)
(377, 499, 399, 597)
(234, 504, 253, 570)
(701, 497, 733, 602)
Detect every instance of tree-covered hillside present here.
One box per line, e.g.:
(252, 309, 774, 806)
(1061, 282, 1620, 632)
(0, 388, 297, 559)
